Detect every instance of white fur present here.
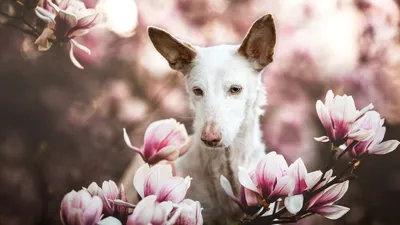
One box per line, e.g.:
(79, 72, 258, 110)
(174, 44, 267, 224)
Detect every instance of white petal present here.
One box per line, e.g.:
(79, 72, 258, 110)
(98, 217, 122, 225)
(238, 166, 259, 193)
(71, 39, 91, 55)
(314, 136, 330, 142)
(369, 140, 400, 155)
(284, 194, 304, 215)
(220, 175, 237, 200)
(69, 42, 84, 69)
(133, 163, 151, 198)
(305, 170, 322, 189)
(315, 205, 350, 220)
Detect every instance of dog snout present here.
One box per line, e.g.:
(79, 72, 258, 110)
(201, 123, 222, 147)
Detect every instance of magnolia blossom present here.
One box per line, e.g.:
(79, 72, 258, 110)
(347, 111, 400, 157)
(231, 152, 294, 208)
(35, 0, 102, 69)
(173, 199, 203, 225)
(60, 190, 103, 225)
(127, 195, 173, 225)
(134, 163, 192, 203)
(123, 119, 191, 165)
(315, 90, 374, 145)
(86, 180, 127, 218)
(284, 158, 324, 214)
(306, 181, 350, 220)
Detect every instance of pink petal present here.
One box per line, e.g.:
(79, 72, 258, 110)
(144, 164, 173, 196)
(152, 201, 173, 225)
(46, 0, 61, 12)
(244, 187, 262, 206)
(314, 136, 330, 142)
(58, 0, 72, 10)
(133, 163, 151, 198)
(255, 152, 280, 195)
(316, 100, 334, 140)
(127, 195, 157, 225)
(82, 195, 103, 225)
(288, 158, 308, 195)
(310, 181, 349, 208)
(143, 119, 180, 159)
(148, 145, 180, 164)
(156, 176, 191, 203)
(270, 175, 294, 199)
(178, 138, 192, 157)
(284, 194, 304, 215)
(314, 205, 350, 220)
(238, 166, 259, 193)
(369, 140, 400, 155)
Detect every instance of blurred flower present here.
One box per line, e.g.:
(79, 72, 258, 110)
(123, 119, 191, 165)
(127, 195, 173, 225)
(306, 181, 350, 220)
(35, 0, 102, 69)
(95, 0, 138, 37)
(315, 90, 374, 145)
(60, 190, 103, 225)
(236, 152, 294, 208)
(134, 163, 192, 203)
(173, 199, 203, 225)
(348, 111, 400, 157)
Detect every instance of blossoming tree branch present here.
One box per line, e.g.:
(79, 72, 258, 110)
(0, 0, 101, 69)
(58, 89, 399, 225)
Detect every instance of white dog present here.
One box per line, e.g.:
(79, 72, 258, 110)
(121, 15, 276, 224)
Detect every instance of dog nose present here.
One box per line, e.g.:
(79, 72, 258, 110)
(201, 129, 221, 147)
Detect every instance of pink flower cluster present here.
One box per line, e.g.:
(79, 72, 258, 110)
(315, 90, 399, 157)
(220, 90, 399, 222)
(59, 118, 202, 225)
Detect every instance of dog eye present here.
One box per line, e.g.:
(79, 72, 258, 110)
(229, 85, 242, 95)
(192, 87, 204, 96)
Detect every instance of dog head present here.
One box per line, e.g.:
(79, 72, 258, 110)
(148, 15, 276, 148)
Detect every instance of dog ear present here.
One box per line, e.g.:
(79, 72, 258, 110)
(148, 26, 197, 74)
(238, 14, 276, 71)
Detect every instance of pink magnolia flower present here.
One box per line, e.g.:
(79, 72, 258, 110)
(347, 111, 400, 158)
(127, 195, 173, 225)
(315, 90, 374, 145)
(86, 180, 127, 218)
(123, 119, 191, 165)
(284, 158, 325, 214)
(134, 163, 192, 203)
(35, 0, 102, 69)
(236, 152, 294, 207)
(173, 199, 203, 225)
(306, 181, 350, 220)
(60, 190, 103, 225)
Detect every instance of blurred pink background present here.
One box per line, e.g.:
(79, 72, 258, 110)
(0, 0, 400, 224)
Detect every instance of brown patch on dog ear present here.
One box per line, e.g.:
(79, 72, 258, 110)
(238, 14, 276, 71)
(148, 26, 197, 74)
